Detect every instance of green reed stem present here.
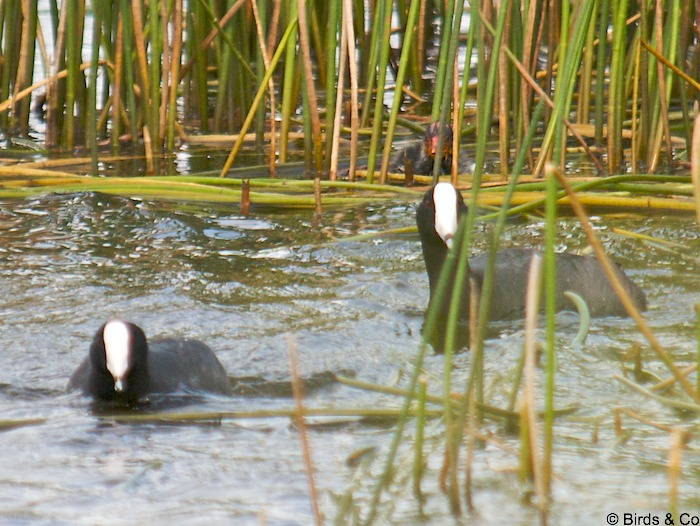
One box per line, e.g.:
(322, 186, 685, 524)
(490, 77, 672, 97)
(364, 0, 393, 184)
(449, 98, 548, 487)
(659, 0, 680, 172)
(696, 304, 700, 397)
(364, 345, 432, 524)
(607, 0, 628, 172)
(552, 0, 570, 166)
(15, 0, 38, 134)
(521, 253, 543, 490)
(308, 4, 325, 85)
(615, 375, 700, 413)
(577, 0, 597, 126)
(189, 0, 208, 132)
(564, 291, 591, 347)
(166, 0, 183, 150)
(213, 9, 233, 130)
(344, 0, 360, 181)
(359, 0, 383, 128)
(407, 0, 425, 94)
(279, 1, 299, 164)
(301, 64, 314, 172)
(507, 344, 527, 413)
(109, 3, 122, 148)
(87, 0, 102, 163)
(335, 374, 578, 419)
(472, 0, 509, 181)
(0, 417, 46, 430)
(465, 0, 511, 415)
(430, 0, 455, 123)
(323, 0, 340, 174)
(100, 407, 444, 423)
(253, 0, 267, 141)
(297, 0, 322, 173)
(149, 0, 162, 152)
(412, 376, 427, 500)
(63, 0, 80, 149)
(380, 0, 421, 184)
(442, 182, 472, 514)
(542, 162, 558, 495)
(477, 173, 694, 221)
(454, 2, 477, 181)
(677, 1, 693, 151)
(4, 1, 21, 131)
(120, 0, 138, 141)
(481, 98, 547, 418)
(593, 0, 608, 141)
(0, 0, 9, 133)
(495, 2, 511, 180)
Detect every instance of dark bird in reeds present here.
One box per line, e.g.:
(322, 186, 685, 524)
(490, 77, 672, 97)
(416, 182, 647, 352)
(390, 122, 472, 176)
(68, 320, 232, 403)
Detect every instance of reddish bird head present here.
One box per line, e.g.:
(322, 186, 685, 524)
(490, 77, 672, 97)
(423, 122, 454, 159)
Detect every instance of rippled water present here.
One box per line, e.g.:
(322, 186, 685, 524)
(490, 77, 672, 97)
(0, 189, 699, 524)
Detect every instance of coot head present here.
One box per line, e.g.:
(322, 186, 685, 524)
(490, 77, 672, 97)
(87, 320, 150, 402)
(69, 320, 233, 404)
(416, 182, 468, 292)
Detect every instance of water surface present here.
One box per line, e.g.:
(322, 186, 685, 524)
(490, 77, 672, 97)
(0, 189, 698, 524)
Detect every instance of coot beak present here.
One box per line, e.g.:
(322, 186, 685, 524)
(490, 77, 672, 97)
(114, 378, 125, 392)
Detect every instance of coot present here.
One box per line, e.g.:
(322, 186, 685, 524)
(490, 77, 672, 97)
(68, 320, 232, 402)
(416, 182, 647, 352)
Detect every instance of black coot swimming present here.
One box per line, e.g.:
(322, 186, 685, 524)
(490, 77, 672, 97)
(68, 320, 232, 402)
(416, 182, 647, 352)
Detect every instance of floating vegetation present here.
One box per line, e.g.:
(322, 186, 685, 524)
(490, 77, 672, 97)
(0, 163, 697, 214)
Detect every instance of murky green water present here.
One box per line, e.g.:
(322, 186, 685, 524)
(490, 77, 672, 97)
(0, 181, 699, 524)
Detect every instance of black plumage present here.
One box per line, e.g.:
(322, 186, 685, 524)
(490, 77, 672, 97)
(68, 321, 232, 402)
(416, 183, 647, 352)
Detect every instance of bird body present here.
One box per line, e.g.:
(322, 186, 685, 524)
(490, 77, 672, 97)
(469, 249, 645, 320)
(390, 122, 471, 175)
(416, 183, 647, 352)
(68, 320, 232, 402)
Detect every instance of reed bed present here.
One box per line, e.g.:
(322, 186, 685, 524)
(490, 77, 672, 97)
(0, 0, 694, 179)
